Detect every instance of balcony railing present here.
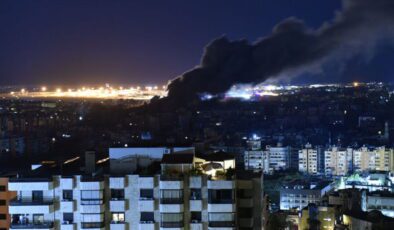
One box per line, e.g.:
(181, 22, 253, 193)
(160, 175, 183, 181)
(160, 198, 183, 204)
(208, 199, 234, 204)
(81, 222, 105, 228)
(81, 199, 103, 205)
(160, 222, 184, 228)
(9, 178, 52, 182)
(11, 222, 54, 229)
(10, 199, 53, 206)
(208, 221, 235, 227)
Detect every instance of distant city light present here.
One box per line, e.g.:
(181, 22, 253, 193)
(6, 84, 167, 100)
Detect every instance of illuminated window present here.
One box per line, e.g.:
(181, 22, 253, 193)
(112, 212, 125, 223)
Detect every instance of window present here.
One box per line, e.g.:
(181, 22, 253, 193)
(111, 189, 125, 200)
(32, 191, 43, 202)
(161, 213, 183, 228)
(190, 189, 201, 200)
(0, 200, 5, 206)
(140, 212, 154, 222)
(0, 186, 6, 192)
(160, 190, 183, 204)
(81, 190, 103, 205)
(140, 189, 154, 199)
(0, 214, 6, 220)
(63, 190, 73, 201)
(112, 212, 125, 223)
(208, 189, 233, 204)
(63, 213, 73, 223)
(191, 212, 201, 222)
(33, 214, 44, 224)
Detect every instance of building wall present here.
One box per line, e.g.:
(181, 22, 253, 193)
(0, 177, 16, 230)
(7, 174, 265, 230)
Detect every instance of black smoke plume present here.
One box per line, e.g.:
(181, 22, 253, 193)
(166, 0, 394, 102)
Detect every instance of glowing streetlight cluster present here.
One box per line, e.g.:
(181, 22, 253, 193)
(8, 84, 167, 100)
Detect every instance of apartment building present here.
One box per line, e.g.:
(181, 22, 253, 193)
(298, 143, 319, 174)
(0, 177, 16, 230)
(353, 146, 394, 172)
(324, 147, 353, 176)
(266, 144, 291, 171)
(279, 180, 333, 211)
(7, 148, 266, 230)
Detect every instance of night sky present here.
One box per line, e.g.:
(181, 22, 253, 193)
(1, 0, 392, 86)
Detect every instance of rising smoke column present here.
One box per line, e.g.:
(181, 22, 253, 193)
(166, 0, 394, 102)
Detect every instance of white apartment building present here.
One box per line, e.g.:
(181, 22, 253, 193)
(244, 150, 269, 173)
(298, 143, 318, 174)
(324, 147, 353, 176)
(279, 180, 333, 211)
(266, 144, 291, 171)
(7, 149, 266, 230)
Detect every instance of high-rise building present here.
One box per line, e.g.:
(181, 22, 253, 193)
(325, 147, 353, 176)
(244, 138, 269, 173)
(266, 144, 291, 171)
(298, 144, 325, 174)
(298, 143, 318, 174)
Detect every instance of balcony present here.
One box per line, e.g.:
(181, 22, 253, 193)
(139, 177, 155, 189)
(189, 200, 203, 211)
(80, 179, 104, 190)
(160, 221, 184, 229)
(208, 221, 235, 229)
(10, 222, 54, 229)
(80, 203, 105, 213)
(160, 198, 184, 212)
(139, 222, 155, 230)
(159, 176, 183, 190)
(60, 200, 75, 212)
(190, 222, 203, 230)
(159, 204, 184, 213)
(139, 199, 155, 212)
(60, 223, 76, 230)
(110, 222, 126, 230)
(109, 177, 126, 189)
(207, 180, 235, 190)
(81, 222, 105, 230)
(207, 203, 236, 213)
(9, 200, 54, 214)
(8, 178, 54, 191)
(109, 199, 127, 212)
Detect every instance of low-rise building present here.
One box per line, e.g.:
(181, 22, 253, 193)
(280, 180, 333, 211)
(299, 204, 335, 230)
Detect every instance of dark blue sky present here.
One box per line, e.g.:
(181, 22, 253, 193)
(2, 0, 377, 86)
